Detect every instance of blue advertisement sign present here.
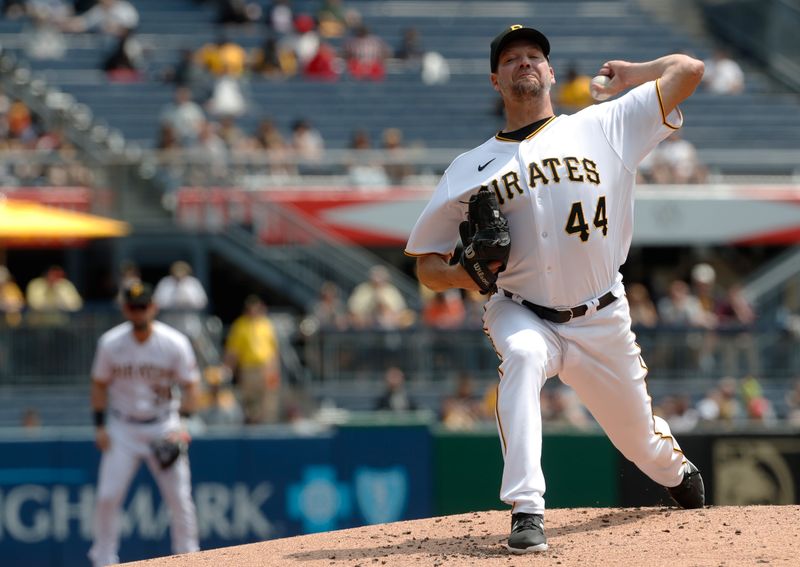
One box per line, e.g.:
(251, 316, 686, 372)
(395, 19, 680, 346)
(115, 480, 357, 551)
(0, 425, 433, 567)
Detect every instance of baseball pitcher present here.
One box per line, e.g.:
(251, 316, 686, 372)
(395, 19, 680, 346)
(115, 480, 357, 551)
(406, 25, 706, 553)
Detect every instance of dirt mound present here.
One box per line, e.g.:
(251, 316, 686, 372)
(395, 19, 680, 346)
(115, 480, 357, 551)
(120, 505, 799, 566)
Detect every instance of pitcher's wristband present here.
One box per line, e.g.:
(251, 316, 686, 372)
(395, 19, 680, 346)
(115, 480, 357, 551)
(93, 410, 106, 427)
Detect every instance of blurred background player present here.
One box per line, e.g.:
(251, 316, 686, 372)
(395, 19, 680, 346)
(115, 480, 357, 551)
(88, 282, 200, 567)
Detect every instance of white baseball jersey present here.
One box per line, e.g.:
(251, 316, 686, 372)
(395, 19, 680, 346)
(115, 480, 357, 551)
(92, 320, 200, 419)
(407, 80, 681, 309)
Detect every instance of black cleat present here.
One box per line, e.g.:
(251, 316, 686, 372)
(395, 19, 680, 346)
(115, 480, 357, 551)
(667, 460, 705, 509)
(506, 512, 548, 553)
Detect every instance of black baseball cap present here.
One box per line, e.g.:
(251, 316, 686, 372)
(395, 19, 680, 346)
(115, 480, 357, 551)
(490, 25, 551, 72)
(123, 282, 153, 307)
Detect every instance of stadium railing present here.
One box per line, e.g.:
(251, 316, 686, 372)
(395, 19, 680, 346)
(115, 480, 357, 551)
(2, 314, 798, 384)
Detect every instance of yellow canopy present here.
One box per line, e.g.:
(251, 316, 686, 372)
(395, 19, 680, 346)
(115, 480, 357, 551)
(0, 198, 130, 241)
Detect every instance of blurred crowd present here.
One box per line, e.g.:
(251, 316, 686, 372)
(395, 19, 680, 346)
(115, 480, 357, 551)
(656, 374, 800, 431)
(0, 87, 95, 187)
(3, 2, 755, 190)
(3, 254, 800, 432)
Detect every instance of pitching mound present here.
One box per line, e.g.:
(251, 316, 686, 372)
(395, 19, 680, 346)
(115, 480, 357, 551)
(120, 505, 799, 566)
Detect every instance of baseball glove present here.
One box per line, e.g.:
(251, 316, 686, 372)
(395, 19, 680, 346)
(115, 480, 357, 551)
(150, 436, 187, 469)
(458, 186, 511, 294)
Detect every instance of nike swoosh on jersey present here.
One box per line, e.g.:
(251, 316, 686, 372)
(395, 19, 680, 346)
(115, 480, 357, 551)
(478, 158, 496, 171)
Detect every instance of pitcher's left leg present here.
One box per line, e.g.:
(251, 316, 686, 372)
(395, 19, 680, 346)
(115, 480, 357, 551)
(559, 299, 687, 490)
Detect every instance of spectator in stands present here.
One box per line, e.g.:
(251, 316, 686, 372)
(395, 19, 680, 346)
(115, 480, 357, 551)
(277, 13, 321, 76)
(316, 0, 353, 38)
(441, 372, 483, 430)
(251, 118, 293, 174)
(696, 376, 742, 424)
(346, 128, 389, 188)
(626, 282, 659, 328)
(702, 48, 744, 95)
(160, 87, 206, 146)
(224, 295, 282, 424)
(657, 278, 714, 372)
(155, 124, 186, 193)
(381, 127, 413, 185)
(206, 71, 248, 118)
(715, 283, 755, 327)
(657, 394, 699, 433)
(250, 36, 290, 79)
(691, 262, 719, 372)
(22, 0, 71, 60)
(25, 265, 83, 324)
(785, 379, 800, 426)
(554, 63, 593, 113)
(266, 0, 293, 35)
(540, 385, 591, 430)
(395, 27, 424, 67)
(348, 265, 414, 329)
(309, 280, 349, 331)
(7, 99, 34, 141)
(0, 265, 25, 327)
(658, 279, 712, 328)
(25, 265, 83, 313)
(156, 123, 182, 150)
(343, 24, 390, 81)
(102, 28, 144, 81)
(26, 0, 72, 26)
(647, 131, 708, 184)
(153, 260, 209, 347)
(153, 261, 208, 313)
(216, 0, 261, 24)
(161, 48, 205, 89)
(690, 263, 720, 326)
(374, 366, 416, 412)
(422, 290, 466, 329)
(196, 34, 247, 77)
(216, 116, 247, 149)
(420, 50, 450, 86)
(198, 366, 244, 426)
(192, 120, 229, 183)
(62, 0, 138, 38)
(290, 118, 325, 162)
(716, 283, 759, 377)
(304, 41, 341, 81)
(741, 375, 776, 425)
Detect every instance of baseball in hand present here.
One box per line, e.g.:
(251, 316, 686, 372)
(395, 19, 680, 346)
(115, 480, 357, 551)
(590, 75, 612, 101)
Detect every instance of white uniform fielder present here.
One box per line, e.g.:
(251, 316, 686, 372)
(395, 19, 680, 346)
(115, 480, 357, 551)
(407, 80, 688, 514)
(89, 320, 200, 567)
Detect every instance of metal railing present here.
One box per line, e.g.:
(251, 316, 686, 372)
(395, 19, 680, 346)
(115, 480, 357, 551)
(0, 310, 223, 384)
(2, 313, 799, 386)
(301, 323, 799, 383)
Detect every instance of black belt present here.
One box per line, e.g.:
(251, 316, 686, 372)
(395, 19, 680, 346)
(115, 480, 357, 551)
(111, 410, 164, 424)
(503, 290, 618, 323)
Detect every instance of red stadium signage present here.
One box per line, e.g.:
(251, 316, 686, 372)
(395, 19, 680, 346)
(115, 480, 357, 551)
(176, 185, 800, 247)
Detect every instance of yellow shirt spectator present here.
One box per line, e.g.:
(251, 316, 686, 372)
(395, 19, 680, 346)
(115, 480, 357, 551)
(225, 304, 279, 369)
(224, 296, 282, 424)
(555, 66, 594, 113)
